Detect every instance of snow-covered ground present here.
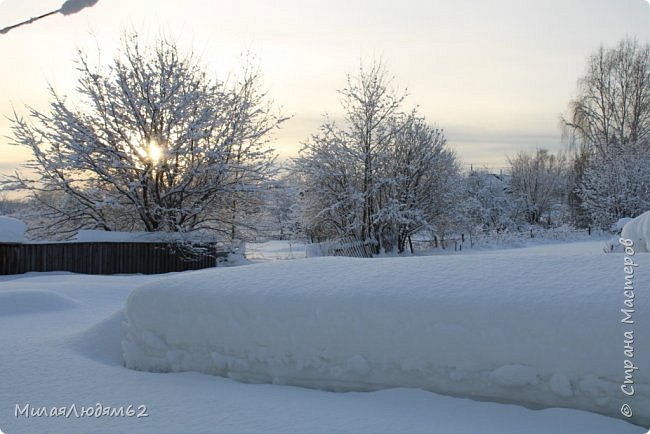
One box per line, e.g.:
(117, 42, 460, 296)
(0, 241, 648, 433)
(244, 240, 306, 261)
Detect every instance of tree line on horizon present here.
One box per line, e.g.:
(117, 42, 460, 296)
(1, 32, 649, 253)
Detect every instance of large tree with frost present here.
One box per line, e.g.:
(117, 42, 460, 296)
(462, 170, 521, 232)
(562, 38, 650, 157)
(294, 62, 461, 253)
(5, 33, 284, 239)
(562, 38, 650, 226)
(507, 149, 569, 226)
(577, 147, 650, 229)
(375, 117, 461, 253)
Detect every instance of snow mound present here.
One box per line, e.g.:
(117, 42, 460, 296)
(68, 311, 126, 366)
(621, 211, 650, 252)
(0, 290, 77, 315)
(0, 216, 26, 243)
(613, 217, 634, 233)
(123, 249, 650, 426)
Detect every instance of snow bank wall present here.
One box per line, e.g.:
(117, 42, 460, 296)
(622, 211, 650, 252)
(123, 247, 650, 426)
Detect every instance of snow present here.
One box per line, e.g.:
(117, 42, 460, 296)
(0, 241, 648, 433)
(123, 241, 650, 428)
(622, 210, 650, 252)
(614, 217, 634, 232)
(245, 240, 306, 261)
(0, 289, 76, 315)
(73, 229, 213, 243)
(0, 216, 26, 242)
(74, 230, 160, 242)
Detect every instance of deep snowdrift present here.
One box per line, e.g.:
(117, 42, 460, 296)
(622, 211, 650, 252)
(123, 244, 650, 427)
(0, 245, 647, 433)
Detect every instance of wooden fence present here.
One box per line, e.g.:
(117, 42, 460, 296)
(0, 242, 227, 275)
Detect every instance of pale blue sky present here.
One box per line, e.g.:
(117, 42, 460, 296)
(1, 0, 650, 174)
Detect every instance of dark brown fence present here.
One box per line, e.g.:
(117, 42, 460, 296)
(0, 242, 227, 275)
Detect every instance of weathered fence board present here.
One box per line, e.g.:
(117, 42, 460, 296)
(0, 242, 226, 275)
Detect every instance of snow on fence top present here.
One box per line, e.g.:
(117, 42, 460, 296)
(621, 210, 650, 252)
(73, 230, 216, 244)
(123, 244, 650, 426)
(0, 216, 26, 243)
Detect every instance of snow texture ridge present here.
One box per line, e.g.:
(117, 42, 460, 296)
(123, 245, 650, 427)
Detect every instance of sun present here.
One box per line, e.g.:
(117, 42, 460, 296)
(132, 135, 163, 164)
(148, 140, 162, 163)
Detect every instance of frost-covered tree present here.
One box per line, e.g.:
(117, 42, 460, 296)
(339, 61, 406, 244)
(508, 149, 569, 226)
(245, 170, 303, 241)
(4, 33, 284, 240)
(562, 38, 650, 226)
(577, 147, 650, 229)
(294, 62, 461, 253)
(562, 38, 650, 157)
(375, 117, 461, 253)
(462, 170, 521, 231)
(294, 121, 361, 242)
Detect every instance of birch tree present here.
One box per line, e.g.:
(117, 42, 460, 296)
(562, 38, 650, 227)
(562, 38, 650, 157)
